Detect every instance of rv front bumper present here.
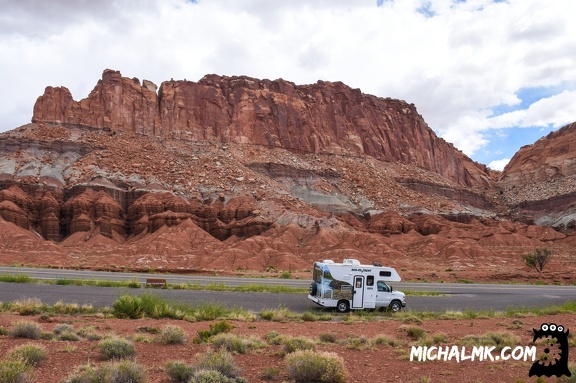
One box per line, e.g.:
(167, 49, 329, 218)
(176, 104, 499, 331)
(308, 295, 322, 306)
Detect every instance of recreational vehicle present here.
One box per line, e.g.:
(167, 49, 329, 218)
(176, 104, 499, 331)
(308, 258, 406, 312)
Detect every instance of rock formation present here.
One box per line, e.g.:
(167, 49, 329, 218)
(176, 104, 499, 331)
(500, 122, 576, 230)
(0, 69, 573, 282)
(33, 69, 493, 187)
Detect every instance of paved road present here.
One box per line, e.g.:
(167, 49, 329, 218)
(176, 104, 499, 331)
(1, 267, 575, 312)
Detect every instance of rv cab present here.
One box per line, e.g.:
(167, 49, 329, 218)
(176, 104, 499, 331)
(308, 258, 406, 312)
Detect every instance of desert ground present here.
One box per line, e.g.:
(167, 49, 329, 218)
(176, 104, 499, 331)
(1, 307, 575, 383)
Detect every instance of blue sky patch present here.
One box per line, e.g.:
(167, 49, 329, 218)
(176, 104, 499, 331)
(490, 86, 564, 117)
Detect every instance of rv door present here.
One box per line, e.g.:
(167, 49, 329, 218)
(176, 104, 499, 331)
(352, 276, 364, 308)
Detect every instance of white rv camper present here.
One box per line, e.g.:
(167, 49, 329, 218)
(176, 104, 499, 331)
(308, 259, 406, 312)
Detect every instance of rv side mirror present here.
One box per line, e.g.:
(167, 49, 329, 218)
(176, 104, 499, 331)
(390, 285, 393, 291)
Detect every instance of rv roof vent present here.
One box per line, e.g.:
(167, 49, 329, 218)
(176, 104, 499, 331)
(343, 259, 360, 266)
(323, 259, 335, 264)
(373, 262, 382, 267)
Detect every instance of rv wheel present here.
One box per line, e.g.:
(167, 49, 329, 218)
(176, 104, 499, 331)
(336, 300, 350, 313)
(309, 283, 317, 296)
(388, 300, 402, 313)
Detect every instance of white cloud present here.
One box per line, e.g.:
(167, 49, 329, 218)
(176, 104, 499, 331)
(488, 158, 511, 172)
(1, 0, 575, 167)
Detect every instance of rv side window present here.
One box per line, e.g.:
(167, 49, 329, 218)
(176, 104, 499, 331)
(379, 271, 392, 277)
(377, 281, 389, 292)
(366, 276, 374, 286)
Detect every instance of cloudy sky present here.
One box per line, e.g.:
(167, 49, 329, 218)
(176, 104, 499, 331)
(1, 0, 575, 170)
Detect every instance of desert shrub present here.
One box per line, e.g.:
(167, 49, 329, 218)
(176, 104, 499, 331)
(0, 359, 32, 383)
(188, 369, 236, 383)
(53, 324, 74, 335)
(405, 326, 427, 340)
(6, 344, 47, 367)
(196, 351, 241, 379)
(137, 326, 160, 334)
(60, 363, 100, 383)
(432, 333, 448, 344)
(106, 360, 146, 383)
(319, 333, 337, 343)
(285, 350, 346, 383)
(263, 331, 283, 345)
(258, 307, 299, 322)
(139, 293, 177, 318)
(0, 326, 9, 336)
(371, 335, 399, 346)
(260, 367, 280, 381)
(522, 247, 552, 272)
(52, 301, 96, 315)
(300, 312, 317, 322)
(10, 321, 42, 340)
(165, 360, 195, 383)
(157, 325, 187, 345)
(99, 337, 136, 360)
(59, 331, 80, 341)
(339, 335, 369, 350)
(194, 321, 233, 343)
(211, 333, 265, 354)
(76, 326, 102, 341)
(211, 333, 247, 354)
(62, 360, 146, 383)
(282, 336, 316, 354)
(112, 295, 144, 319)
(11, 298, 44, 316)
(458, 331, 520, 351)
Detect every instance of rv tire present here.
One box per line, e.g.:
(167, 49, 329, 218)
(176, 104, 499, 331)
(309, 283, 317, 296)
(336, 300, 350, 313)
(389, 300, 402, 313)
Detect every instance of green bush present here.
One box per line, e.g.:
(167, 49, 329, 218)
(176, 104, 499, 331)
(10, 321, 42, 340)
(522, 247, 552, 272)
(282, 336, 316, 354)
(457, 331, 520, 352)
(58, 331, 80, 341)
(6, 344, 47, 367)
(112, 295, 144, 319)
(165, 360, 195, 383)
(285, 350, 346, 383)
(0, 326, 9, 336)
(188, 369, 236, 383)
(300, 312, 317, 322)
(405, 326, 427, 340)
(62, 360, 146, 383)
(196, 351, 241, 379)
(99, 337, 136, 360)
(211, 333, 265, 354)
(107, 360, 146, 383)
(53, 324, 74, 335)
(76, 326, 102, 341)
(158, 325, 187, 345)
(211, 333, 247, 354)
(260, 367, 280, 381)
(319, 333, 337, 343)
(195, 321, 233, 343)
(263, 331, 283, 345)
(11, 298, 44, 316)
(0, 359, 33, 383)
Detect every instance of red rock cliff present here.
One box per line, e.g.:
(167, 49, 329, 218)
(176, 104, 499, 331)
(500, 122, 576, 184)
(33, 69, 492, 187)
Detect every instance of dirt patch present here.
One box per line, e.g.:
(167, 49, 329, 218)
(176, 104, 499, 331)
(1, 312, 574, 382)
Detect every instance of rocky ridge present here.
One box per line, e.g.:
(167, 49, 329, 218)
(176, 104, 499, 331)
(500, 122, 576, 230)
(0, 70, 575, 282)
